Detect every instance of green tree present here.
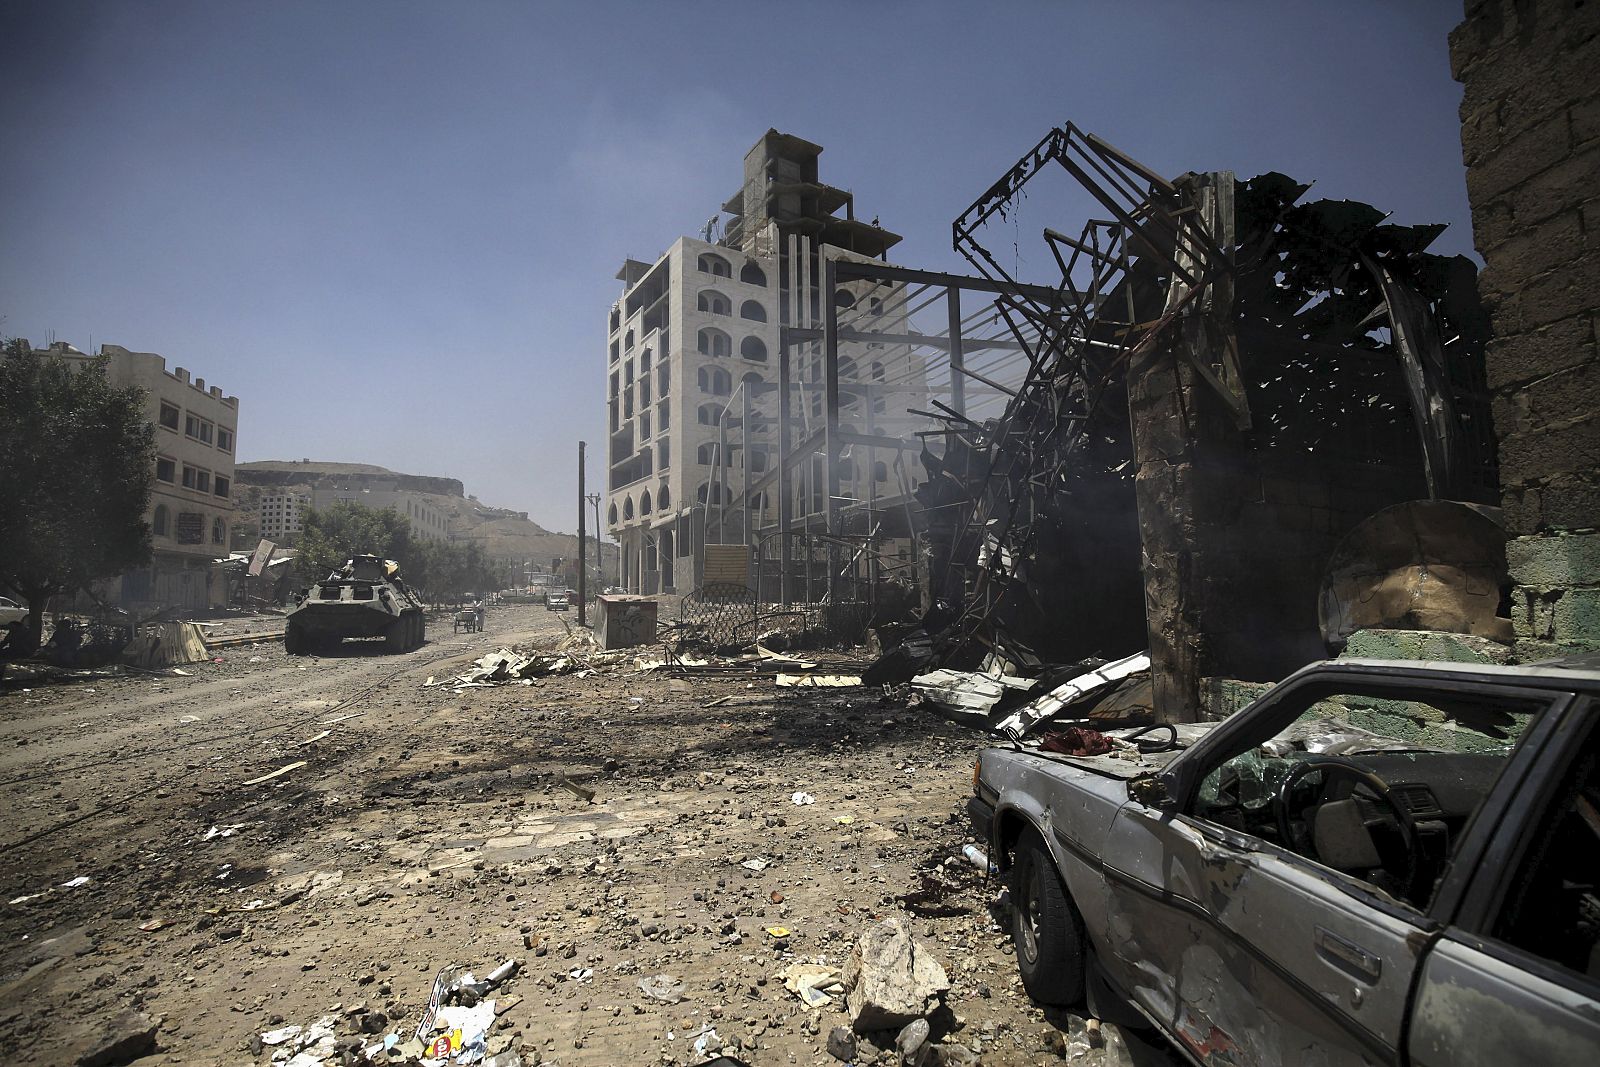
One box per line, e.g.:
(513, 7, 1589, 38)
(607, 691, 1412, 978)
(296, 501, 413, 584)
(0, 339, 156, 651)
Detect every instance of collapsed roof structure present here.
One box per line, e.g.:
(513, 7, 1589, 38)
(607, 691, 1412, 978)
(904, 125, 1501, 721)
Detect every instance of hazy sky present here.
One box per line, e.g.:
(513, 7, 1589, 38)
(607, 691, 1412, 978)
(1, 1, 1473, 535)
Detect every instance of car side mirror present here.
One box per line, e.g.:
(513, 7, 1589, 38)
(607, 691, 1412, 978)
(1129, 773, 1178, 813)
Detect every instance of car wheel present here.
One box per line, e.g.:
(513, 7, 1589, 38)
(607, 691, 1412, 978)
(1010, 825, 1086, 1005)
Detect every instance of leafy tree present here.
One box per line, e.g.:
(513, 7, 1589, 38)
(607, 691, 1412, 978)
(296, 501, 413, 584)
(0, 339, 156, 651)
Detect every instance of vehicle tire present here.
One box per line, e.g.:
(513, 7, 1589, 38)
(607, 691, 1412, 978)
(385, 618, 407, 652)
(1010, 825, 1086, 1005)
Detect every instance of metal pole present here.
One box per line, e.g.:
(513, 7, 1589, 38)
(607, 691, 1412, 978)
(946, 286, 966, 417)
(778, 328, 794, 608)
(577, 441, 588, 626)
(822, 256, 841, 605)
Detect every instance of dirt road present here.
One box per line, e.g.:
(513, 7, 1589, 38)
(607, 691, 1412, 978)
(1, 605, 1169, 1066)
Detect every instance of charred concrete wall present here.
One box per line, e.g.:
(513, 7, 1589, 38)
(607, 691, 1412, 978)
(1452, 0, 1600, 655)
(1131, 350, 1429, 717)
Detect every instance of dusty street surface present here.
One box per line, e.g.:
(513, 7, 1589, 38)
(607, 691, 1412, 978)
(1, 605, 1169, 1066)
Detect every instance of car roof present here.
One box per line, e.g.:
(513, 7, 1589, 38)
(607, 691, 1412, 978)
(1300, 657, 1600, 693)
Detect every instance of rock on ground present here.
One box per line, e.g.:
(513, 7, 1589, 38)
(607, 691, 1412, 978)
(843, 915, 951, 1032)
(74, 1011, 157, 1067)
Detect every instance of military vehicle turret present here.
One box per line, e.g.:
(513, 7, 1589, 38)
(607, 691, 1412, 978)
(285, 555, 426, 654)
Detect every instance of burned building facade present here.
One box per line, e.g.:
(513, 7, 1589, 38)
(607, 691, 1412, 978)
(905, 128, 1503, 721)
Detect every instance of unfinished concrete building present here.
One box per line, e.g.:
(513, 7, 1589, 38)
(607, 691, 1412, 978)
(604, 130, 917, 595)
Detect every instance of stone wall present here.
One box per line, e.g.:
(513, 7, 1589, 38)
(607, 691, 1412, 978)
(1452, 0, 1600, 655)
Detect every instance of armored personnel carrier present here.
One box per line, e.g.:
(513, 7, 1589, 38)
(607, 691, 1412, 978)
(285, 555, 426, 654)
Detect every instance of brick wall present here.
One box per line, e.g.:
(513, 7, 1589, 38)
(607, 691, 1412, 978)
(1452, 0, 1600, 654)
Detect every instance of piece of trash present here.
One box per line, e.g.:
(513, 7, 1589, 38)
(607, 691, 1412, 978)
(243, 760, 307, 786)
(790, 792, 815, 806)
(769, 890, 784, 904)
(202, 824, 245, 842)
(638, 973, 685, 1004)
(702, 695, 733, 708)
(765, 926, 790, 938)
(740, 858, 769, 872)
(833, 815, 855, 825)
(961, 844, 996, 874)
(568, 967, 592, 983)
(171, 668, 191, 676)
(775, 673, 862, 688)
(319, 712, 364, 724)
(295, 730, 331, 746)
(556, 775, 595, 803)
(692, 1027, 723, 1059)
(8, 893, 46, 905)
(59, 876, 91, 889)
(424, 676, 436, 687)
(178, 714, 200, 723)
(137, 919, 167, 932)
(259, 1023, 303, 1046)
(779, 962, 844, 1008)
(485, 959, 520, 986)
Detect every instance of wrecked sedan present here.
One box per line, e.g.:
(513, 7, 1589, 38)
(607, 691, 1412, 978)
(969, 659, 1600, 1065)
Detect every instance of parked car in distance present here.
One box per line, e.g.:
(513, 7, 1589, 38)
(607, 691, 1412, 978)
(970, 658, 1600, 1066)
(546, 590, 570, 612)
(0, 596, 26, 627)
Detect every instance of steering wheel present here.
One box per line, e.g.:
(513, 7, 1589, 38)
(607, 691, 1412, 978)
(1272, 754, 1423, 900)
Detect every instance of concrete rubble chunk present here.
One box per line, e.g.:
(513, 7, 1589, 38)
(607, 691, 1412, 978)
(826, 1026, 857, 1062)
(74, 1011, 158, 1067)
(842, 916, 951, 1032)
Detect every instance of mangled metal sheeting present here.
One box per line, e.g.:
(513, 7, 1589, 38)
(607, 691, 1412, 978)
(434, 646, 627, 689)
(913, 651, 1151, 736)
(995, 652, 1151, 736)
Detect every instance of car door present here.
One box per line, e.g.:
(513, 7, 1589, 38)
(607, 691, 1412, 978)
(1098, 671, 1560, 1066)
(1408, 698, 1600, 1067)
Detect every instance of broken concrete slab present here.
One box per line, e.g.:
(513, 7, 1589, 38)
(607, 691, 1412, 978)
(73, 1010, 157, 1067)
(842, 916, 950, 1032)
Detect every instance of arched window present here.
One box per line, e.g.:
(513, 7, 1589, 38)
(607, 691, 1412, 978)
(696, 481, 728, 505)
(623, 497, 635, 520)
(837, 458, 857, 482)
(625, 329, 634, 350)
(740, 261, 766, 286)
(640, 489, 652, 514)
(698, 253, 731, 277)
(741, 371, 764, 389)
(839, 357, 857, 379)
(697, 442, 716, 465)
(697, 403, 721, 426)
(870, 296, 883, 315)
(739, 299, 766, 322)
(870, 361, 885, 380)
(834, 289, 856, 308)
(658, 484, 671, 511)
(740, 336, 767, 362)
(697, 328, 731, 357)
(608, 503, 618, 524)
(212, 517, 226, 544)
(874, 461, 889, 482)
(640, 348, 652, 372)
(153, 505, 169, 537)
(750, 448, 768, 473)
(699, 367, 731, 396)
(698, 290, 731, 315)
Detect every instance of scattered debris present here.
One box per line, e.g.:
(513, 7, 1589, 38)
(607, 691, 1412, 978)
(780, 962, 845, 1008)
(638, 973, 685, 1004)
(776, 673, 861, 688)
(242, 760, 308, 786)
(791, 791, 816, 805)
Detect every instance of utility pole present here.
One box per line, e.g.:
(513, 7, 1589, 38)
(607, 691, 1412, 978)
(577, 441, 588, 626)
(585, 492, 602, 587)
